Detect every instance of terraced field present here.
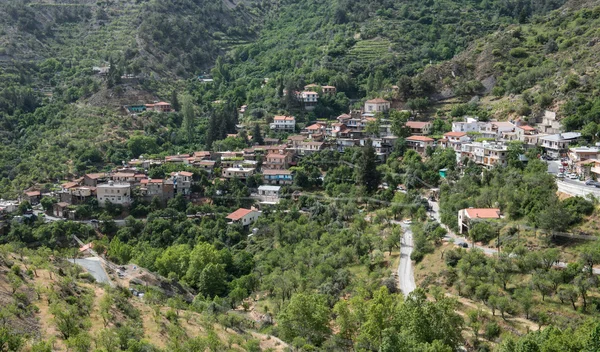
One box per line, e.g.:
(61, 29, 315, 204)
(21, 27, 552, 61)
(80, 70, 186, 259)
(348, 38, 393, 65)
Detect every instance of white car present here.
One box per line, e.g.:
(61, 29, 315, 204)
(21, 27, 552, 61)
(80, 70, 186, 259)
(403, 219, 412, 224)
(569, 173, 578, 180)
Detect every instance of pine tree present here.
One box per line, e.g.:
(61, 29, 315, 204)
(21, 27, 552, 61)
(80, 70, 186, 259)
(253, 124, 264, 145)
(355, 139, 381, 193)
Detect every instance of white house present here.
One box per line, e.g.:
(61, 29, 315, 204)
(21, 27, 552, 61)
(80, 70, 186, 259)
(297, 91, 319, 110)
(256, 185, 281, 204)
(452, 117, 482, 133)
(540, 132, 582, 157)
(97, 182, 132, 207)
(364, 98, 390, 113)
(226, 208, 261, 226)
(270, 116, 296, 132)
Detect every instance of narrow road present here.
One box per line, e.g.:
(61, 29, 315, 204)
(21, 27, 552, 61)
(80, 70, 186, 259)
(69, 257, 112, 285)
(397, 222, 416, 296)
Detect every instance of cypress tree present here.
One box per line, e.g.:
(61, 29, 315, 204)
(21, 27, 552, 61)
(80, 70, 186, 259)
(355, 139, 381, 193)
(253, 124, 264, 145)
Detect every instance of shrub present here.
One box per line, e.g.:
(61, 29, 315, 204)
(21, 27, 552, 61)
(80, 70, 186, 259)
(509, 47, 528, 58)
(484, 321, 501, 339)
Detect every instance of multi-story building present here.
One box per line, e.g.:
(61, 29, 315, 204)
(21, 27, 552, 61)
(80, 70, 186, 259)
(405, 121, 432, 135)
(97, 182, 132, 207)
(170, 171, 193, 196)
(406, 136, 435, 155)
(539, 110, 561, 134)
(270, 116, 296, 132)
(264, 152, 292, 170)
(568, 147, 600, 163)
(540, 132, 581, 157)
(460, 141, 508, 168)
(296, 91, 319, 110)
(255, 185, 282, 204)
(364, 98, 390, 113)
(140, 179, 174, 203)
(441, 132, 470, 152)
(322, 85, 336, 94)
(480, 121, 516, 139)
(452, 117, 482, 133)
(262, 169, 294, 185)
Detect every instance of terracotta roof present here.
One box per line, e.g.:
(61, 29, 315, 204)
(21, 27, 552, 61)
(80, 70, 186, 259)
(306, 124, 323, 130)
(444, 132, 467, 138)
(322, 85, 335, 89)
(406, 136, 434, 142)
(175, 171, 193, 177)
(85, 173, 105, 179)
(226, 208, 254, 221)
(465, 208, 501, 219)
(288, 135, 306, 141)
(518, 125, 536, 131)
(155, 102, 171, 106)
(194, 151, 211, 157)
(406, 121, 430, 129)
(366, 98, 389, 104)
(62, 182, 79, 189)
(199, 160, 215, 166)
(266, 153, 287, 159)
(113, 172, 135, 178)
(337, 114, 351, 120)
(274, 116, 295, 121)
(56, 202, 70, 207)
(25, 191, 41, 197)
(262, 169, 293, 175)
(141, 179, 164, 184)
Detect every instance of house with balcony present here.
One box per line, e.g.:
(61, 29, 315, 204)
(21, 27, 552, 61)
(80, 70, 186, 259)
(264, 152, 292, 170)
(222, 167, 256, 180)
(480, 121, 516, 139)
(441, 132, 470, 152)
(539, 110, 561, 134)
(302, 123, 327, 138)
(296, 91, 319, 110)
(145, 102, 173, 113)
(364, 98, 390, 114)
(540, 132, 581, 158)
(322, 85, 336, 94)
(255, 185, 282, 204)
(452, 117, 482, 133)
(262, 169, 294, 185)
(460, 141, 508, 168)
(270, 116, 296, 132)
(406, 136, 435, 156)
(405, 121, 432, 135)
(568, 147, 600, 163)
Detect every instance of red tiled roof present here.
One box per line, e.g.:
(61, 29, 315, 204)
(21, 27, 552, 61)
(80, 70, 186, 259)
(322, 85, 335, 89)
(444, 132, 467, 137)
(306, 124, 322, 130)
(406, 136, 434, 142)
(266, 153, 287, 159)
(518, 125, 536, 131)
(406, 121, 430, 129)
(176, 171, 193, 177)
(226, 208, 254, 221)
(465, 208, 501, 219)
(155, 102, 171, 106)
(274, 116, 295, 121)
(113, 173, 135, 178)
(25, 191, 41, 197)
(366, 98, 389, 104)
(85, 173, 105, 179)
(62, 182, 79, 189)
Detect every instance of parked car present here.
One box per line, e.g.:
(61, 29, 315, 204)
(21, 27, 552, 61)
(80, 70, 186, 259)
(569, 173, 578, 180)
(403, 219, 412, 224)
(556, 173, 565, 179)
(585, 179, 597, 186)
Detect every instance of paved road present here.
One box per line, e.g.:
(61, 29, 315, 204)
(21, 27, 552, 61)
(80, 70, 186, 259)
(397, 222, 416, 296)
(557, 179, 600, 198)
(34, 210, 127, 226)
(69, 257, 112, 285)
